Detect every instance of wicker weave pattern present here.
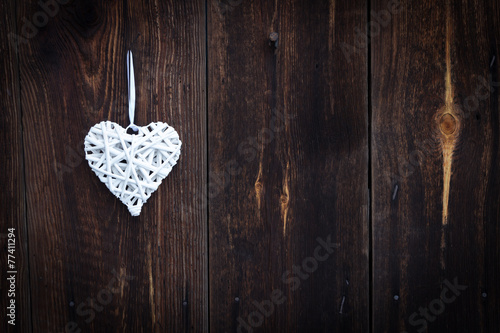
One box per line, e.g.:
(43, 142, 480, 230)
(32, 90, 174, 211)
(84, 121, 181, 216)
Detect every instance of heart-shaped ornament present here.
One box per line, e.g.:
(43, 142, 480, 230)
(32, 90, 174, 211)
(84, 121, 181, 216)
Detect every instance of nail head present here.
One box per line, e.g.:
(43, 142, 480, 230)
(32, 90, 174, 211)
(269, 32, 279, 42)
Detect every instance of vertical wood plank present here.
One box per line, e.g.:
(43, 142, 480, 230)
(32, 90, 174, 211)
(18, 0, 206, 331)
(372, 0, 500, 331)
(208, 0, 369, 331)
(0, 1, 31, 332)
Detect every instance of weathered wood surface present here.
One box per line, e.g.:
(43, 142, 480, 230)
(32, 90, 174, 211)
(9, 0, 207, 331)
(208, 0, 369, 331)
(0, 0, 31, 332)
(372, 0, 500, 332)
(1, 0, 500, 332)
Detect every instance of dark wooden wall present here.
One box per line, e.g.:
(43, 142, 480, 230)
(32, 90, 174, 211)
(372, 0, 500, 332)
(0, 0, 498, 332)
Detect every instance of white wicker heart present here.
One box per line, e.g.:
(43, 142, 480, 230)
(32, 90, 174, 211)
(84, 121, 181, 216)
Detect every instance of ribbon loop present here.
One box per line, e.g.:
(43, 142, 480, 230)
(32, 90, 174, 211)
(127, 50, 137, 129)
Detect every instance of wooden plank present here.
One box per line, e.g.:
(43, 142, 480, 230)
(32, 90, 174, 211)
(18, 0, 206, 331)
(372, 0, 500, 331)
(0, 1, 31, 332)
(208, 0, 369, 331)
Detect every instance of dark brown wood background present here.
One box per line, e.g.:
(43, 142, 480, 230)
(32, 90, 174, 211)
(0, 0, 498, 332)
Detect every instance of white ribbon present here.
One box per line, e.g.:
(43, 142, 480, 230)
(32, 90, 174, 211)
(127, 50, 137, 131)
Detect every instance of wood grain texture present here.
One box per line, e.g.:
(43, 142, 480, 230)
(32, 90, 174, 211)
(3, 0, 500, 331)
(0, 0, 31, 332)
(208, 0, 369, 332)
(371, 0, 500, 332)
(17, 0, 206, 331)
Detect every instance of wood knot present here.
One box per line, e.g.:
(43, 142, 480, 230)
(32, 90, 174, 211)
(280, 194, 289, 206)
(439, 113, 457, 135)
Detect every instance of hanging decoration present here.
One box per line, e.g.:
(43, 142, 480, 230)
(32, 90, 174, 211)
(84, 51, 182, 216)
